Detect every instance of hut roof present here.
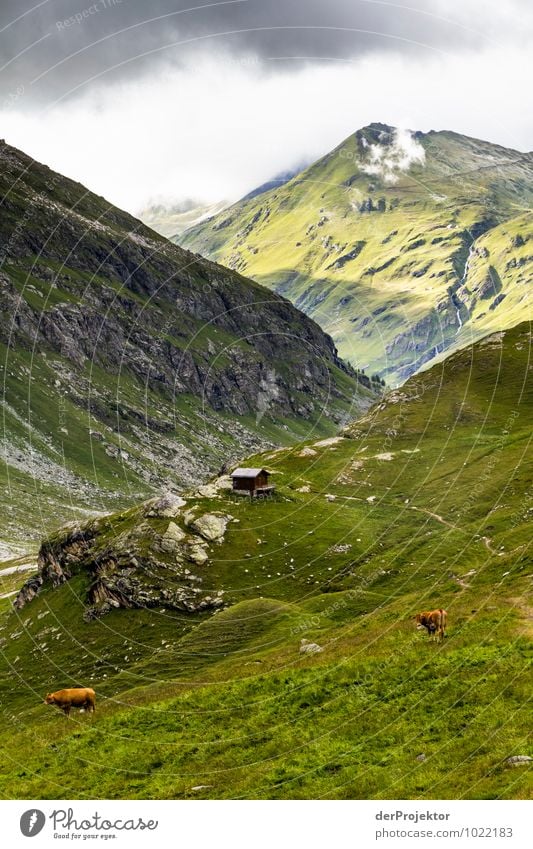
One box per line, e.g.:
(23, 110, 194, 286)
(231, 467, 269, 478)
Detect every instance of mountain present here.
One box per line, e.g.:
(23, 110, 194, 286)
(2, 322, 531, 800)
(180, 124, 533, 384)
(137, 198, 229, 239)
(240, 166, 306, 202)
(0, 139, 374, 555)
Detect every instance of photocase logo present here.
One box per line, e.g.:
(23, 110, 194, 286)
(20, 809, 46, 837)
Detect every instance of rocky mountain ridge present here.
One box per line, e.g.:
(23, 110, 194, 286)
(0, 139, 374, 550)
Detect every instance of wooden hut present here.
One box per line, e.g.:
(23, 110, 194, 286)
(231, 468, 274, 498)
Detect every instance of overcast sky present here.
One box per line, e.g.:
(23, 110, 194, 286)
(1, 0, 532, 212)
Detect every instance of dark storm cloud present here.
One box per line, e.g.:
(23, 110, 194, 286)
(0, 0, 506, 105)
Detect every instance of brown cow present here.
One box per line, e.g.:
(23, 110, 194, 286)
(415, 609, 447, 643)
(44, 687, 96, 718)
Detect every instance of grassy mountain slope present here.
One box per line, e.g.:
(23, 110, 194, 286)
(0, 322, 530, 800)
(0, 140, 373, 554)
(180, 124, 533, 384)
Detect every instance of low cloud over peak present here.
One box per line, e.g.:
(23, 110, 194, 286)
(359, 128, 426, 184)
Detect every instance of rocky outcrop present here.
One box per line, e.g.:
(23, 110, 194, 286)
(14, 521, 97, 610)
(327, 241, 366, 270)
(13, 574, 44, 609)
(13, 495, 230, 620)
(82, 555, 224, 622)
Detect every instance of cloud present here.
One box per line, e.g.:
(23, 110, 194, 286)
(0, 11, 531, 212)
(360, 128, 426, 184)
(2, 0, 532, 104)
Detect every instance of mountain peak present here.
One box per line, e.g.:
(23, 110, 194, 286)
(359, 121, 396, 134)
(354, 122, 397, 146)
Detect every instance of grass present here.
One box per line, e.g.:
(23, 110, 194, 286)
(2, 628, 530, 800)
(0, 322, 530, 799)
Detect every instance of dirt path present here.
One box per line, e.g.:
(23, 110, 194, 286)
(482, 536, 498, 555)
(335, 498, 507, 559)
(410, 506, 504, 557)
(409, 505, 461, 532)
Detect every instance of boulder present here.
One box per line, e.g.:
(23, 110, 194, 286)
(13, 575, 43, 609)
(145, 493, 187, 518)
(159, 522, 186, 553)
(183, 508, 198, 526)
(299, 638, 324, 655)
(214, 475, 232, 490)
(191, 513, 229, 542)
(187, 544, 209, 566)
(505, 755, 532, 767)
(196, 484, 219, 498)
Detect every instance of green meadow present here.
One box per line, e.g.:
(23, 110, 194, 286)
(0, 323, 530, 799)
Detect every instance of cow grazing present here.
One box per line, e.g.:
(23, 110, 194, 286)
(44, 687, 96, 718)
(415, 609, 447, 643)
